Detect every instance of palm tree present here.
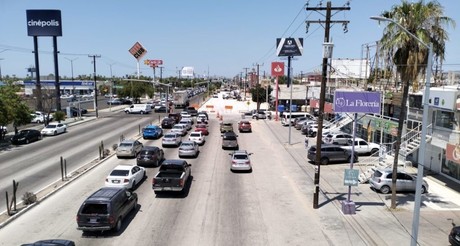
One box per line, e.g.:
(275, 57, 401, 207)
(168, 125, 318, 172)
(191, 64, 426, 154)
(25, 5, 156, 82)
(377, 0, 454, 209)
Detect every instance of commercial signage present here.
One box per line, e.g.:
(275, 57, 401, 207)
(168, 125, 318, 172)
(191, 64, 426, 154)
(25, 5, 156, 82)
(334, 91, 381, 114)
(26, 10, 62, 36)
(271, 62, 285, 77)
(181, 67, 194, 77)
(144, 59, 163, 67)
(428, 89, 457, 111)
(276, 38, 303, 57)
(343, 169, 359, 186)
(129, 42, 147, 61)
(446, 143, 460, 164)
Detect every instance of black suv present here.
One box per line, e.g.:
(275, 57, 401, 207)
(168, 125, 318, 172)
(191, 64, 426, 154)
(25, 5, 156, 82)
(76, 187, 138, 233)
(161, 117, 175, 129)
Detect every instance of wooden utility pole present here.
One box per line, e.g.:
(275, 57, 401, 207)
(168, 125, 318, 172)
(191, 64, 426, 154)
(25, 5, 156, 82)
(306, 1, 350, 209)
(88, 55, 101, 118)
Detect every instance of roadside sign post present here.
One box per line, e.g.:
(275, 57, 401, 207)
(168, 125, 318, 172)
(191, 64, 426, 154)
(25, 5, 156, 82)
(334, 91, 381, 215)
(129, 42, 147, 79)
(271, 62, 284, 121)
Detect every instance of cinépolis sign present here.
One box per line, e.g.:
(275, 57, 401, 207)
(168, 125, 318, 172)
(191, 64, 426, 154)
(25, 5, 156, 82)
(26, 10, 62, 36)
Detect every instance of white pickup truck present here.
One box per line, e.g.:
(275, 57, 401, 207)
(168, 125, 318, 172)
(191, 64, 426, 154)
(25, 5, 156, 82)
(340, 138, 380, 155)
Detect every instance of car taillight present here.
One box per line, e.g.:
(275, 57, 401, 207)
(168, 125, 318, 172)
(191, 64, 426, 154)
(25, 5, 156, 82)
(245, 161, 250, 164)
(123, 179, 129, 183)
(76, 215, 79, 222)
(179, 179, 184, 186)
(152, 178, 156, 185)
(108, 215, 115, 224)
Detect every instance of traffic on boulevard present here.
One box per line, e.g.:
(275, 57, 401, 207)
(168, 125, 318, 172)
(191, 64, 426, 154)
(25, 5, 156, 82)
(0, 89, 459, 245)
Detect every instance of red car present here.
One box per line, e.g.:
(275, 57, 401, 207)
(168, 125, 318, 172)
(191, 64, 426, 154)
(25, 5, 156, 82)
(238, 121, 252, 133)
(194, 124, 209, 135)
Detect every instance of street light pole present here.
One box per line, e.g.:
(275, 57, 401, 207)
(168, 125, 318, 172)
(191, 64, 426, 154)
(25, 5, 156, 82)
(371, 16, 432, 246)
(64, 57, 78, 81)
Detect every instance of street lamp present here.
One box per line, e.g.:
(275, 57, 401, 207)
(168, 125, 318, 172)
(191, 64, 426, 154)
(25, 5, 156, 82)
(64, 57, 78, 81)
(371, 15, 433, 246)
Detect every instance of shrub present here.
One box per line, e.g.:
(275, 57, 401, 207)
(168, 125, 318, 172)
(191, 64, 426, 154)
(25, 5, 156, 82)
(22, 192, 37, 205)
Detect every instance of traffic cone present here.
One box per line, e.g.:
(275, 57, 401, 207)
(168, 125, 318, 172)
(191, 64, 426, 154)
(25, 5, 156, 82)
(220, 115, 223, 121)
(217, 112, 220, 118)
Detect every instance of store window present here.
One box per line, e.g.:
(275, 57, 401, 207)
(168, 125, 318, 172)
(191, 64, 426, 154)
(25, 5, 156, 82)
(435, 110, 455, 129)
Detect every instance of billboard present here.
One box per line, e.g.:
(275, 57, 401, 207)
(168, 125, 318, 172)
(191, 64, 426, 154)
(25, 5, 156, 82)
(129, 42, 147, 61)
(334, 91, 381, 114)
(26, 10, 62, 36)
(276, 38, 303, 57)
(330, 59, 370, 79)
(181, 67, 194, 77)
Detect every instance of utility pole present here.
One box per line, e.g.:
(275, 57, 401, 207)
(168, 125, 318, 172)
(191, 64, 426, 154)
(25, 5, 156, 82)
(243, 67, 249, 101)
(306, 1, 350, 209)
(0, 58, 4, 81)
(65, 57, 78, 81)
(254, 63, 263, 110)
(88, 55, 101, 118)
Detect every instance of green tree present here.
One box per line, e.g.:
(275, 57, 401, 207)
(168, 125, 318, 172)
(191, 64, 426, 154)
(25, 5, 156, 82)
(0, 83, 33, 138)
(250, 85, 273, 111)
(377, 0, 454, 209)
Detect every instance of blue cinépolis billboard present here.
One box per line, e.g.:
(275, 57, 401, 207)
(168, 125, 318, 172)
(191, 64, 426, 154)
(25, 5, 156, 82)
(26, 10, 62, 36)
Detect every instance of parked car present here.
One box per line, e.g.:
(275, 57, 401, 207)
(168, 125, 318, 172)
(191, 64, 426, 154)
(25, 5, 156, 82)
(152, 159, 192, 194)
(137, 146, 164, 167)
(124, 104, 152, 114)
(69, 107, 88, 117)
(162, 132, 182, 147)
(188, 131, 205, 145)
(194, 124, 209, 135)
(105, 164, 146, 190)
(11, 129, 42, 145)
(229, 150, 253, 172)
(76, 187, 138, 232)
(238, 120, 252, 133)
(449, 226, 460, 246)
(323, 133, 354, 145)
(340, 138, 380, 155)
(307, 144, 357, 165)
(220, 122, 234, 133)
(142, 125, 163, 139)
(41, 122, 67, 136)
(21, 239, 76, 246)
(222, 131, 239, 150)
(161, 117, 175, 129)
(116, 139, 143, 158)
(171, 124, 188, 136)
(369, 168, 428, 194)
(178, 141, 199, 158)
(1, 126, 7, 134)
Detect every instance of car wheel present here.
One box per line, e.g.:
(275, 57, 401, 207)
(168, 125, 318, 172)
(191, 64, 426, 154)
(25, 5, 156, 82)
(53, 131, 57, 135)
(141, 111, 144, 114)
(114, 217, 122, 232)
(320, 157, 329, 165)
(421, 185, 427, 194)
(371, 148, 379, 154)
(380, 185, 391, 194)
(132, 198, 138, 212)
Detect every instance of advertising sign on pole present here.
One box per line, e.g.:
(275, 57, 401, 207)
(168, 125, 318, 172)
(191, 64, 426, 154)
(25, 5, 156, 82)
(276, 38, 303, 57)
(271, 62, 284, 77)
(26, 10, 62, 36)
(129, 42, 147, 61)
(181, 67, 194, 77)
(334, 91, 381, 114)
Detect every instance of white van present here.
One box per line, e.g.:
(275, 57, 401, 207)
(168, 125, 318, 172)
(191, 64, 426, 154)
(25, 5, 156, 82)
(281, 112, 315, 126)
(124, 104, 152, 114)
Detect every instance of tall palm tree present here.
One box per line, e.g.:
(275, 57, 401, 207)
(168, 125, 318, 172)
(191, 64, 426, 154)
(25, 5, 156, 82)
(377, 0, 454, 209)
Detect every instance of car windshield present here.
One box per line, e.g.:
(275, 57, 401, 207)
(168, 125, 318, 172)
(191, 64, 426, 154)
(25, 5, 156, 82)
(224, 136, 237, 140)
(196, 124, 206, 128)
(173, 125, 183, 129)
(18, 130, 29, 136)
(81, 203, 108, 214)
(164, 134, 176, 139)
(110, 169, 129, 176)
(190, 133, 200, 137)
(45, 125, 57, 129)
(181, 143, 194, 147)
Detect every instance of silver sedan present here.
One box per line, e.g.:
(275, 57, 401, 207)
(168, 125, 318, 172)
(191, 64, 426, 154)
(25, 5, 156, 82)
(178, 141, 199, 158)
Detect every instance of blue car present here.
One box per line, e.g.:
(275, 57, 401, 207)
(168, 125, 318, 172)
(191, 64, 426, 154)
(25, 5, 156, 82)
(143, 125, 163, 139)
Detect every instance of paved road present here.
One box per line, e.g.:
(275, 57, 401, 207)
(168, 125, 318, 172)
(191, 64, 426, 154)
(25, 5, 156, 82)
(0, 93, 459, 245)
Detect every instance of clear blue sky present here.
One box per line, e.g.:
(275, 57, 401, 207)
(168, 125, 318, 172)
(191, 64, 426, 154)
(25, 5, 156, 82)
(0, 0, 459, 79)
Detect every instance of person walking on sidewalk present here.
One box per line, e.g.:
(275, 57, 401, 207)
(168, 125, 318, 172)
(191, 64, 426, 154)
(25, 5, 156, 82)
(305, 136, 309, 149)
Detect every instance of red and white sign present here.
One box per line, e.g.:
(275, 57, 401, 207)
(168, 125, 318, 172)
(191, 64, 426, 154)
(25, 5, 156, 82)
(271, 62, 284, 77)
(446, 143, 460, 164)
(144, 59, 163, 67)
(129, 42, 147, 61)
